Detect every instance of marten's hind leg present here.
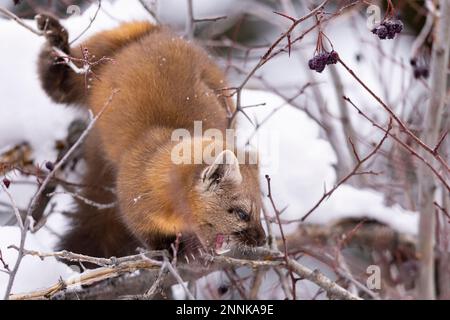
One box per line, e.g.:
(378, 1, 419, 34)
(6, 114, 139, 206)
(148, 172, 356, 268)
(57, 136, 142, 261)
(36, 14, 157, 106)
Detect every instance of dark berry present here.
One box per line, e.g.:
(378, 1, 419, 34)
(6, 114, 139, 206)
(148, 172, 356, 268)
(391, 20, 403, 33)
(2, 178, 10, 188)
(376, 25, 388, 39)
(218, 285, 229, 295)
(313, 53, 328, 72)
(308, 55, 325, 72)
(383, 21, 397, 39)
(327, 50, 339, 64)
(308, 58, 316, 70)
(315, 63, 325, 73)
(45, 161, 55, 171)
(413, 66, 430, 79)
(383, 20, 394, 31)
(316, 52, 328, 65)
(386, 30, 396, 39)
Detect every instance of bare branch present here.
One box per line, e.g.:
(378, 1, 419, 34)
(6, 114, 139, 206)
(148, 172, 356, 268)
(8, 246, 360, 300)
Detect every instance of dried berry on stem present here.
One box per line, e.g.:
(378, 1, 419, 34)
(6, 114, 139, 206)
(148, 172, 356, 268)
(371, 0, 403, 40)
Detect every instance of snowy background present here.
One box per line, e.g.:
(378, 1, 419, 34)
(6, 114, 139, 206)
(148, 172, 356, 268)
(0, 0, 421, 299)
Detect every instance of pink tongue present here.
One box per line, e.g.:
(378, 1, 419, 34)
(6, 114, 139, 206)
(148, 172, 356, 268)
(215, 233, 225, 250)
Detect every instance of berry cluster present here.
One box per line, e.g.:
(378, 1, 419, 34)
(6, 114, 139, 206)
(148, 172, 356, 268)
(372, 19, 403, 40)
(308, 50, 339, 73)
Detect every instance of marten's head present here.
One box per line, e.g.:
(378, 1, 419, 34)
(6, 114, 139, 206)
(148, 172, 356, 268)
(191, 150, 266, 254)
(118, 141, 266, 256)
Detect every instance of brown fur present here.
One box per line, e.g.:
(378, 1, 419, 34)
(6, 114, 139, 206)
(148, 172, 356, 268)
(37, 15, 265, 258)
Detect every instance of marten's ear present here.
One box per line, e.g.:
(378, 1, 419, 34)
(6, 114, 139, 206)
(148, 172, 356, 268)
(202, 150, 242, 187)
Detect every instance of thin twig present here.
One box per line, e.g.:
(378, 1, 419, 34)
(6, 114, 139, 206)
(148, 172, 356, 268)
(265, 175, 297, 299)
(46, 190, 117, 210)
(1, 182, 24, 230)
(138, 0, 161, 24)
(69, 0, 102, 45)
(299, 117, 392, 222)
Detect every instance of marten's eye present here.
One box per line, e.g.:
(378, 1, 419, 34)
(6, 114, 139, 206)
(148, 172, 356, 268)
(228, 208, 250, 221)
(237, 209, 250, 221)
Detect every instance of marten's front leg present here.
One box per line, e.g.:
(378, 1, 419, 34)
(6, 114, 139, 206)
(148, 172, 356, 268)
(36, 14, 86, 105)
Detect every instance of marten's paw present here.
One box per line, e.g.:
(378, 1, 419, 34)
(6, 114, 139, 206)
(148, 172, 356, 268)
(35, 13, 69, 49)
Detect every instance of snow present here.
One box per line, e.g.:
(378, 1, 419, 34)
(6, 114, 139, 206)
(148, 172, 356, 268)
(0, 0, 418, 298)
(0, 227, 76, 298)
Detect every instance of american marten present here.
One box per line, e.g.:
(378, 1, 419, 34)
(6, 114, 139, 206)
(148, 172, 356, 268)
(36, 15, 266, 259)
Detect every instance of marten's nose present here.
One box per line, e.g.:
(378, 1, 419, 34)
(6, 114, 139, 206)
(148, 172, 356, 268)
(255, 226, 266, 246)
(243, 226, 266, 246)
